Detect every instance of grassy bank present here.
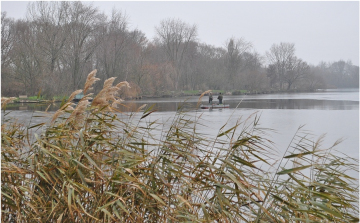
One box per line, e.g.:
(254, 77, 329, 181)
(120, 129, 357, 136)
(1, 70, 358, 222)
(143, 88, 319, 98)
(11, 95, 69, 102)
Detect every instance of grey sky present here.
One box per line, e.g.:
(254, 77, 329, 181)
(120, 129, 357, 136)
(1, 1, 359, 66)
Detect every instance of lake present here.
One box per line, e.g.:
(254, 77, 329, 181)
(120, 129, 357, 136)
(2, 89, 359, 158)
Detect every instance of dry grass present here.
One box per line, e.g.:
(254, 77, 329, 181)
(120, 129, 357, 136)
(91, 77, 130, 110)
(1, 70, 358, 222)
(83, 69, 100, 94)
(197, 90, 211, 108)
(1, 97, 17, 109)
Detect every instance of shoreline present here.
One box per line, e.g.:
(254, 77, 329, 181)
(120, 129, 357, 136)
(8, 88, 357, 104)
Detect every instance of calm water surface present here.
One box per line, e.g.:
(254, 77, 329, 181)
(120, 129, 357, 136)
(3, 89, 359, 158)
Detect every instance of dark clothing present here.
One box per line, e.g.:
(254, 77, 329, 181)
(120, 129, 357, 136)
(217, 94, 223, 104)
(209, 94, 213, 104)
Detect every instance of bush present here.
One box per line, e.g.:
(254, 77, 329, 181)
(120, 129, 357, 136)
(1, 70, 358, 222)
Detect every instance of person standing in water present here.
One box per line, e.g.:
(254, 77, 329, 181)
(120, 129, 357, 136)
(217, 92, 223, 104)
(209, 92, 213, 104)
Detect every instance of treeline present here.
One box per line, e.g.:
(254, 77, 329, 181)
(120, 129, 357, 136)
(1, 2, 359, 98)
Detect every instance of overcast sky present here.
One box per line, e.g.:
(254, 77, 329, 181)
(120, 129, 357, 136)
(1, 1, 359, 66)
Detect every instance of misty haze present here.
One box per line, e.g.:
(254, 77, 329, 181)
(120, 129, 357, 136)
(1, 2, 359, 222)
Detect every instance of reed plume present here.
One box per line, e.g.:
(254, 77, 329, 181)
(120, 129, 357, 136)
(67, 90, 83, 103)
(51, 70, 99, 123)
(51, 110, 64, 123)
(1, 97, 16, 109)
(1, 97, 16, 104)
(116, 81, 131, 89)
(67, 99, 90, 125)
(136, 104, 147, 112)
(83, 69, 100, 94)
(91, 78, 131, 109)
(1, 97, 17, 109)
(197, 90, 211, 108)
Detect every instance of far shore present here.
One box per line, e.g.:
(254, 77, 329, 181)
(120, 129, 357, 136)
(8, 88, 357, 104)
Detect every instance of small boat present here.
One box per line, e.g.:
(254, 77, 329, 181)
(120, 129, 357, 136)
(200, 103, 230, 109)
(72, 92, 93, 102)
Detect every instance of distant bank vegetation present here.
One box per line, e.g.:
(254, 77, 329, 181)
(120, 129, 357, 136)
(1, 70, 359, 222)
(1, 2, 359, 99)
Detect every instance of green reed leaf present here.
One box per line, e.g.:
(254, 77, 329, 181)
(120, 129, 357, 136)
(277, 165, 312, 175)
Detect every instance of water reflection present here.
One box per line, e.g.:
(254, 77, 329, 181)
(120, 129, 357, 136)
(4, 89, 359, 112)
(5, 102, 60, 112)
(4, 98, 359, 112)
(2, 90, 358, 161)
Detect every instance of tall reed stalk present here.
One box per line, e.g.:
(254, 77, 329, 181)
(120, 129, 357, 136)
(2, 70, 358, 222)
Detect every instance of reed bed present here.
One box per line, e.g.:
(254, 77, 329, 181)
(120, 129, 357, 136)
(1, 70, 358, 222)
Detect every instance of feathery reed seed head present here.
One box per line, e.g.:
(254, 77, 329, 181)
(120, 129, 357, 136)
(1, 97, 17, 109)
(116, 81, 131, 89)
(67, 90, 83, 103)
(68, 100, 90, 123)
(197, 90, 212, 107)
(137, 104, 147, 111)
(51, 110, 65, 123)
(84, 69, 100, 94)
(91, 78, 131, 109)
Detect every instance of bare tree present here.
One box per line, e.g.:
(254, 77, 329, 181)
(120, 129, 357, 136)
(26, 2, 70, 96)
(1, 12, 16, 95)
(178, 41, 199, 90)
(266, 42, 295, 90)
(61, 2, 106, 91)
(242, 52, 263, 71)
(284, 57, 310, 90)
(196, 43, 227, 90)
(10, 20, 42, 95)
(126, 29, 150, 93)
(225, 37, 252, 89)
(327, 60, 359, 88)
(27, 2, 69, 74)
(1, 12, 14, 71)
(140, 42, 176, 95)
(95, 8, 129, 88)
(155, 18, 197, 90)
(240, 52, 268, 91)
(302, 66, 326, 90)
